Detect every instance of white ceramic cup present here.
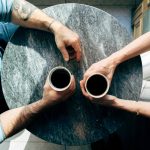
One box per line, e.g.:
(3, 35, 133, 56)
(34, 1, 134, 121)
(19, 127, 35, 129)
(85, 73, 109, 98)
(48, 66, 72, 91)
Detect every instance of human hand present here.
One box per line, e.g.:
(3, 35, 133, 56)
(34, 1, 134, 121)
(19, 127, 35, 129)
(80, 57, 118, 100)
(88, 94, 118, 106)
(42, 75, 76, 106)
(51, 21, 82, 62)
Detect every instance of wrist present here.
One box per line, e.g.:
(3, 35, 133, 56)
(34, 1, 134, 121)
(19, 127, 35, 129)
(48, 20, 64, 34)
(111, 96, 120, 107)
(115, 98, 140, 115)
(108, 50, 127, 66)
(41, 96, 57, 108)
(135, 101, 140, 116)
(104, 55, 119, 68)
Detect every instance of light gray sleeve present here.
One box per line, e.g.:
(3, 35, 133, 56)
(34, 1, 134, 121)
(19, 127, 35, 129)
(0, 122, 6, 143)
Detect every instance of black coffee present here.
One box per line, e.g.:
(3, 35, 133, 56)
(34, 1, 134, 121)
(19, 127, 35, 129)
(50, 68, 71, 89)
(86, 74, 107, 96)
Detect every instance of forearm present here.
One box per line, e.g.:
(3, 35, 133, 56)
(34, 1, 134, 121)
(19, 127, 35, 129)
(113, 98, 150, 118)
(11, 0, 60, 33)
(108, 32, 150, 65)
(0, 100, 49, 138)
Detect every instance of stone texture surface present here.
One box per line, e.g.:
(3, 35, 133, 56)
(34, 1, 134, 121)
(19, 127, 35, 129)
(1, 4, 142, 145)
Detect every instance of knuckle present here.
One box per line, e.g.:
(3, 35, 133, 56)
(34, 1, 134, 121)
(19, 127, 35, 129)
(72, 37, 78, 44)
(43, 85, 48, 90)
(91, 63, 96, 68)
(91, 65, 94, 69)
(75, 35, 80, 41)
(57, 44, 64, 50)
(70, 85, 75, 92)
(69, 85, 74, 91)
(83, 74, 87, 79)
(84, 72, 90, 78)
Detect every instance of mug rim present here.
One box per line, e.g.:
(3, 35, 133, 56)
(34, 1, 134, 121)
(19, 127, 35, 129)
(85, 73, 109, 98)
(48, 66, 72, 91)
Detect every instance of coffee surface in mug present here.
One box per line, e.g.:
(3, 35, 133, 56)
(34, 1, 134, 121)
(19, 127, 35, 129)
(86, 74, 107, 96)
(50, 69, 71, 89)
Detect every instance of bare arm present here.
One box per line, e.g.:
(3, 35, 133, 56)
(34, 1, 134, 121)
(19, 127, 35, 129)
(0, 75, 75, 139)
(109, 32, 150, 65)
(11, 0, 56, 32)
(99, 95, 150, 118)
(80, 32, 150, 100)
(117, 100, 150, 118)
(11, 0, 82, 62)
(0, 100, 48, 138)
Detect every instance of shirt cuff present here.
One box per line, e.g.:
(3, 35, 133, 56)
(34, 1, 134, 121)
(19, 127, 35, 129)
(0, 122, 6, 143)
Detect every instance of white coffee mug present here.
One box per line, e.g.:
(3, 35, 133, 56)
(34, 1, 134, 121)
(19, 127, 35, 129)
(85, 73, 109, 98)
(48, 66, 72, 91)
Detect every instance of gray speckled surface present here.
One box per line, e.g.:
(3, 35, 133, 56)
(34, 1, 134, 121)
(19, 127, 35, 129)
(1, 4, 142, 145)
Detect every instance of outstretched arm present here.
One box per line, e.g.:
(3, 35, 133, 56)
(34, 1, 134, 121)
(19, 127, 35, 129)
(0, 99, 48, 139)
(0, 0, 81, 61)
(11, 0, 57, 32)
(95, 95, 150, 118)
(11, 0, 81, 61)
(108, 31, 150, 65)
(0, 75, 75, 142)
(80, 32, 150, 100)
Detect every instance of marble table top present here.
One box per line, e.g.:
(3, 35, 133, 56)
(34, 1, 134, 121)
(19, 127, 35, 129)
(1, 4, 142, 145)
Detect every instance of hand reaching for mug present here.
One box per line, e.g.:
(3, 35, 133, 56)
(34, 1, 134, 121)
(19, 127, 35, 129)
(51, 21, 82, 62)
(80, 57, 118, 101)
(42, 75, 76, 106)
(89, 94, 118, 106)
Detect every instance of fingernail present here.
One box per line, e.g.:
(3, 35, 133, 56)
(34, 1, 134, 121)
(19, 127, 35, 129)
(64, 57, 69, 61)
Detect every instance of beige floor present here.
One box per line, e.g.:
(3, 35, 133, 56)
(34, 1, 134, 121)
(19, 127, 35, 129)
(0, 130, 91, 150)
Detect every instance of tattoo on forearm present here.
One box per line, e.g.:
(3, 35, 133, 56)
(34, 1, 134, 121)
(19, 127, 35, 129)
(13, 0, 37, 21)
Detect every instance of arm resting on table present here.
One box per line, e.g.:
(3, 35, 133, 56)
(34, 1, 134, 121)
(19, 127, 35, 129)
(0, 99, 49, 142)
(0, 0, 82, 62)
(0, 75, 75, 143)
(111, 97, 150, 118)
(10, 0, 82, 62)
(108, 32, 150, 66)
(11, 0, 59, 33)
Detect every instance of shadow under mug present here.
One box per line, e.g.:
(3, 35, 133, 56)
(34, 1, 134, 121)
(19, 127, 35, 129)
(85, 73, 109, 98)
(48, 66, 72, 91)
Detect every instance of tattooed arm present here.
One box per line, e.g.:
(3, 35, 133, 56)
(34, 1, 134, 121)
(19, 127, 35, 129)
(11, 0, 54, 32)
(11, 0, 81, 61)
(0, 76, 75, 143)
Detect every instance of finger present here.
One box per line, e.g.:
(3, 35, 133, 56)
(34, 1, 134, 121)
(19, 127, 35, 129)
(64, 75, 75, 97)
(59, 45, 69, 61)
(103, 94, 116, 100)
(107, 74, 113, 83)
(70, 75, 76, 92)
(72, 42, 82, 62)
(83, 72, 92, 81)
(96, 95, 116, 105)
(44, 76, 51, 91)
(80, 80, 91, 100)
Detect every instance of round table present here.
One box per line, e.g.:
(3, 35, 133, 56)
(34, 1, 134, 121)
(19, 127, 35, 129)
(1, 4, 142, 145)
